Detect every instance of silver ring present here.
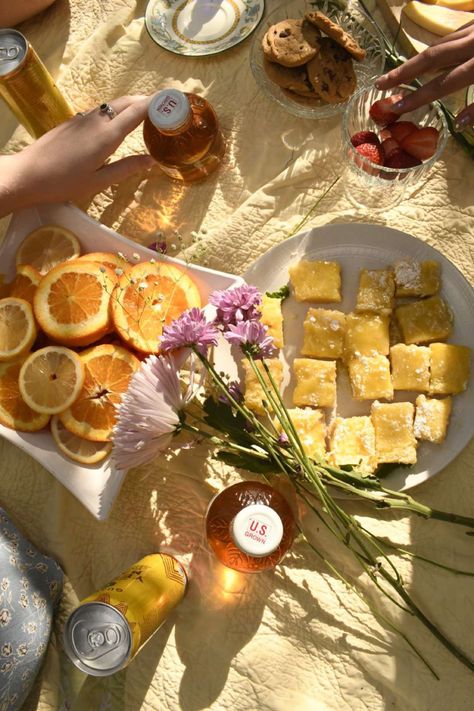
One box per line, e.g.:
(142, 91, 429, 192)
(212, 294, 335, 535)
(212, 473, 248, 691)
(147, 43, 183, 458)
(99, 102, 117, 120)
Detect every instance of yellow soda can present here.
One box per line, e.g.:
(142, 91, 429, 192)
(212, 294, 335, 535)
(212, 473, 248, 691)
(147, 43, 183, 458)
(0, 29, 74, 138)
(63, 553, 187, 676)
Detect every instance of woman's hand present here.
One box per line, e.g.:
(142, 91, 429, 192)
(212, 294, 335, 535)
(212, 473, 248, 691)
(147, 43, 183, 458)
(0, 0, 57, 27)
(0, 95, 154, 218)
(375, 21, 474, 130)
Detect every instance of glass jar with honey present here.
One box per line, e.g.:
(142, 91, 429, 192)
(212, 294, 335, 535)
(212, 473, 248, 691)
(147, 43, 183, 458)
(205, 481, 296, 573)
(143, 89, 225, 182)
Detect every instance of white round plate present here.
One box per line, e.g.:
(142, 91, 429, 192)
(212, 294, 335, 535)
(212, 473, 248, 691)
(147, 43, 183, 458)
(244, 224, 474, 492)
(145, 0, 265, 56)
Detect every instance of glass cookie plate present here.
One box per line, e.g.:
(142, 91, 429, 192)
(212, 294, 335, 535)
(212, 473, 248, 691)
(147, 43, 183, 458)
(145, 0, 265, 56)
(0, 204, 243, 520)
(244, 223, 474, 492)
(250, 0, 385, 119)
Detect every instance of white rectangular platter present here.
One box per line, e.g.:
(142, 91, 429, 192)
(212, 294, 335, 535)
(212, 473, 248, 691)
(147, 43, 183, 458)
(0, 203, 243, 520)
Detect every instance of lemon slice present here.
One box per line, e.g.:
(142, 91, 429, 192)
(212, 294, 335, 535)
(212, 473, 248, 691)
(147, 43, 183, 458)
(19, 346, 85, 414)
(0, 297, 37, 362)
(51, 415, 112, 464)
(15, 224, 81, 274)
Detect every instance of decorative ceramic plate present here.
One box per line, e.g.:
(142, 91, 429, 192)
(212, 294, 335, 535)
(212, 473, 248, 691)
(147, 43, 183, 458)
(145, 0, 265, 56)
(244, 223, 474, 492)
(0, 204, 243, 520)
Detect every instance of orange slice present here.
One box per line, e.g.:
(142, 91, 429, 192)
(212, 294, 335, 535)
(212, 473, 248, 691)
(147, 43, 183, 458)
(110, 261, 201, 353)
(19, 346, 85, 415)
(15, 225, 81, 274)
(33, 260, 116, 347)
(0, 298, 37, 362)
(59, 344, 140, 441)
(51, 415, 111, 464)
(9, 264, 42, 304)
(0, 360, 50, 431)
(77, 252, 125, 273)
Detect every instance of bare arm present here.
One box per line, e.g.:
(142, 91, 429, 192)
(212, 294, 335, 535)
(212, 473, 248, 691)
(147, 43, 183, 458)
(0, 95, 154, 218)
(0, 0, 57, 27)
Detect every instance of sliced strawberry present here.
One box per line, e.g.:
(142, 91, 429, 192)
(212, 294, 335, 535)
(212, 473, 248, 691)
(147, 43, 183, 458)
(355, 142, 383, 165)
(380, 137, 400, 161)
(386, 121, 418, 143)
(350, 130, 379, 148)
(379, 128, 392, 141)
(400, 127, 439, 160)
(369, 94, 404, 126)
(385, 149, 422, 169)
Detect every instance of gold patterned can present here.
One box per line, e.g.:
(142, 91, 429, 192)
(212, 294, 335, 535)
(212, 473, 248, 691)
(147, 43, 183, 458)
(63, 553, 187, 676)
(0, 29, 74, 138)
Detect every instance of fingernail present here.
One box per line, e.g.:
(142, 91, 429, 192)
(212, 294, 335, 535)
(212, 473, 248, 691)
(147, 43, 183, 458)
(392, 99, 406, 112)
(454, 115, 471, 132)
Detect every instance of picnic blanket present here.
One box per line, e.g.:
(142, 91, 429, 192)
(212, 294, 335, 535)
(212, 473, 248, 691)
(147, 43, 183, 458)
(1, 1, 474, 709)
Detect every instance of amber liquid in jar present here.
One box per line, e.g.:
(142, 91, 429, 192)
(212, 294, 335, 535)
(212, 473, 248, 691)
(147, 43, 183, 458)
(143, 89, 225, 182)
(205, 481, 296, 573)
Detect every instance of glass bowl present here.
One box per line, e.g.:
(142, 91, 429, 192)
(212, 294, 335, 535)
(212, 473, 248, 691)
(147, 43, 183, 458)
(249, 0, 385, 120)
(341, 83, 448, 210)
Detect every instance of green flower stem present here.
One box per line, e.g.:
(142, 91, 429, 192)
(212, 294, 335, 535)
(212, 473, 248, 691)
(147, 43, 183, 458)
(285, 176, 341, 240)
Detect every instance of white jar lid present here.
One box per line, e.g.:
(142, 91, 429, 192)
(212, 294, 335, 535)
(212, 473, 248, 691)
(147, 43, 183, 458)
(231, 504, 284, 558)
(148, 89, 190, 131)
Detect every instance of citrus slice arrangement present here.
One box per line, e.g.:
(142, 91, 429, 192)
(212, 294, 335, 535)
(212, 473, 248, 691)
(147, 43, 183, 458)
(0, 224, 202, 466)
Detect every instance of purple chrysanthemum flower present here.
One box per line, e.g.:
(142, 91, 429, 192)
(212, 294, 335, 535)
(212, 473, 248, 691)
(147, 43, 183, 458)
(149, 240, 167, 254)
(218, 380, 243, 406)
(277, 432, 290, 447)
(224, 320, 276, 359)
(209, 285, 262, 328)
(161, 307, 219, 356)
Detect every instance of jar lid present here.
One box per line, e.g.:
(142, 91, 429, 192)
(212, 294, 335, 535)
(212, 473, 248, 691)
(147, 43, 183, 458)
(231, 504, 284, 558)
(148, 89, 190, 131)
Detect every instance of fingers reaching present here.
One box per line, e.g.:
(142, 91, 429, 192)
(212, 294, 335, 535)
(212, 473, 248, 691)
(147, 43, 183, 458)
(454, 102, 474, 131)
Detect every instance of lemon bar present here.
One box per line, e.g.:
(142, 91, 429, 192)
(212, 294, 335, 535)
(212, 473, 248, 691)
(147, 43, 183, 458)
(301, 308, 346, 359)
(390, 344, 430, 391)
(243, 358, 283, 416)
(344, 313, 390, 359)
(283, 408, 327, 459)
(429, 343, 471, 394)
(394, 260, 440, 297)
(293, 358, 337, 408)
(288, 259, 342, 303)
(395, 296, 453, 344)
(329, 416, 377, 474)
(414, 394, 452, 443)
(261, 294, 284, 349)
(355, 268, 395, 315)
(371, 401, 417, 464)
(348, 355, 393, 401)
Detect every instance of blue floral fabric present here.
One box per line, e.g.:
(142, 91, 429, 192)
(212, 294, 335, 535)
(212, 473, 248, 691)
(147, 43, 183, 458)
(0, 508, 63, 711)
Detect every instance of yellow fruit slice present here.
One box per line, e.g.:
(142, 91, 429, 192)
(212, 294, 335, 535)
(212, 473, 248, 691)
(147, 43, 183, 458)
(15, 224, 81, 274)
(9, 264, 42, 304)
(424, 0, 474, 9)
(19, 346, 85, 415)
(402, 1, 473, 35)
(0, 360, 50, 431)
(0, 298, 37, 362)
(110, 261, 201, 353)
(77, 252, 125, 273)
(33, 260, 116, 347)
(59, 344, 140, 441)
(51, 415, 112, 464)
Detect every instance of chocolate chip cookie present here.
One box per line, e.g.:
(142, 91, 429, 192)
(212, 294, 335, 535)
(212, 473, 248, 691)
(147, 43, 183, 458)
(306, 38, 357, 104)
(267, 19, 321, 68)
(305, 10, 366, 62)
(263, 59, 316, 97)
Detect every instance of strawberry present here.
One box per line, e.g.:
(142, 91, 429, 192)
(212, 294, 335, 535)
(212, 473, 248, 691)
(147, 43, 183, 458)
(379, 128, 392, 142)
(353, 142, 383, 176)
(400, 127, 439, 160)
(384, 150, 422, 169)
(350, 130, 379, 148)
(380, 137, 400, 161)
(386, 121, 418, 143)
(369, 94, 404, 126)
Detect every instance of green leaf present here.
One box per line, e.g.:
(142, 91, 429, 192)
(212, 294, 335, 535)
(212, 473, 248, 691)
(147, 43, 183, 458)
(265, 285, 290, 301)
(214, 450, 276, 474)
(202, 396, 253, 447)
(377, 462, 413, 478)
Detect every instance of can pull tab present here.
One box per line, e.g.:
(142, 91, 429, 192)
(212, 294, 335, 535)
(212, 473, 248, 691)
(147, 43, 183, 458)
(72, 622, 125, 661)
(0, 46, 21, 61)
